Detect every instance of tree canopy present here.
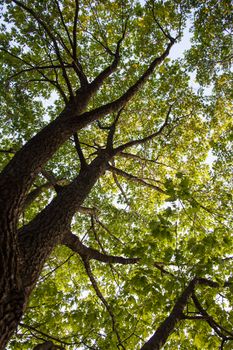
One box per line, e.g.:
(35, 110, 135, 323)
(0, 0, 232, 349)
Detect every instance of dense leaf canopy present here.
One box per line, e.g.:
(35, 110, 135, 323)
(0, 0, 232, 349)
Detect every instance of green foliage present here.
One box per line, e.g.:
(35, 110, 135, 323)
(0, 0, 232, 349)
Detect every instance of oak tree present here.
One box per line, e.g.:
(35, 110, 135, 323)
(0, 0, 232, 349)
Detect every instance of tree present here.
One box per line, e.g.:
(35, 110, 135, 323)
(0, 0, 232, 349)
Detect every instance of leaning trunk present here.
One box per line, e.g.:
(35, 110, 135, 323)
(0, 216, 25, 348)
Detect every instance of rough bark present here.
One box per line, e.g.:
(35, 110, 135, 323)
(0, 280, 25, 349)
(18, 152, 111, 292)
(0, 151, 111, 347)
(0, 209, 25, 349)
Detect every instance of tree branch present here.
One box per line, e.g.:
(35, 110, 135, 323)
(107, 165, 166, 194)
(153, 262, 175, 277)
(78, 206, 99, 216)
(54, 0, 88, 87)
(62, 231, 139, 265)
(20, 322, 68, 347)
(82, 259, 126, 350)
(73, 133, 87, 169)
(40, 170, 64, 194)
(77, 39, 175, 126)
(112, 168, 131, 207)
(89, 20, 128, 95)
(23, 183, 52, 209)
(118, 152, 177, 170)
(192, 293, 233, 338)
(151, 1, 176, 42)
(18, 152, 112, 289)
(140, 277, 232, 350)
(72, 0, 79, 60)
(39, 253, 74, 282)
(1, 46, 67, 103)
(0, 33, 175, 243)
(12, 0, 74, 98)
(54, 0, 73, 48)
(113, 104, 173, 154)
(106, 107, 125, 150)
(7, 63, 73, 81)
(95, 219, 125, 246)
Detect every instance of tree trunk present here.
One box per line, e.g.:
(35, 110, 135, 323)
(0, 253, 25, 349)
(0, 151, 110, 348)
(140, 279, 197, 350)
(19, 152, 110, 295)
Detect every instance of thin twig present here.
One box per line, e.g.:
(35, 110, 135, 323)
(83, 259, 126, 350)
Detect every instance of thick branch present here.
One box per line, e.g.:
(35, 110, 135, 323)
(89, 21, 127, 95)
(140, 278, 231, 350)
(78, 40, 175, 126)
(0, 38, 174, 222)
(62, 231, 139, 265)
(73, 133, 87, 169)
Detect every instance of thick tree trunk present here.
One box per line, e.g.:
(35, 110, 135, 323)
(0, 206, 25, 348)
(0, 89, 92, 348)
(0, 233, 25, 349)
(0, 94, 88, 219)
(0, 289, 25, 349)
(0, 153, 109, 348)
(19, 153, 110, 292)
